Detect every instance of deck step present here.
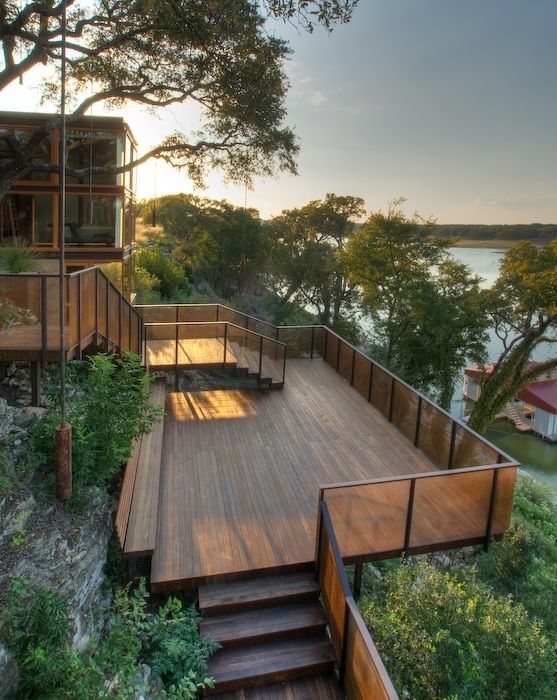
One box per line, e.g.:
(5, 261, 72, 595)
(205, 635, 336, 695)
(209, 673, 344, 699)
(199, 572, 320, 616)
(200, 601, 327, 647)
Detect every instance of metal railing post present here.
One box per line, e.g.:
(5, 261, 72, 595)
(403, 478, 416, 555)
(77, 273, 82, 359)
(258, 335, 263, 383)
(223, 323, 228, 366)
(484, 468, 500, 552)
(40, 275, 47, 367)
(350, 348, 356, 386)
(414, 396, 423, 446)
(448, 421, 457, 469)
(310, 326, 315, 358)
(388, 376, 395, 422)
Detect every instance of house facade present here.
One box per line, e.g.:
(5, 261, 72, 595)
(0, 111, 136, 296)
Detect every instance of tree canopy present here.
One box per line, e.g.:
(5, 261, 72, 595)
(0, 1, 358, 196)
(468, 240, 557, 433)
(342, 201, 489, 407)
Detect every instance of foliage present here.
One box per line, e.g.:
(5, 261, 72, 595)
(0, 2, 357, 197)
(0, 238, 37, 273)
(476, 475, 557, 635)
(264, 193, 365, 325)
(1, 578, 217, 699)
(1, 577, 104, 698)
(435, 223, 557, 242)
(147, 596, 219, 689)
(342, 200, 489, 407)
(360, 561, 557, 699)
(136, 248, 192, 302)
(0, 297, 38, 331)
(30, 353, 162, 494)
(0, 441, 41, 494)
(469, 240, 557, 432)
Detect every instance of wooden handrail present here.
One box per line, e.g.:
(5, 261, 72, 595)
(316, 500, 399, 699)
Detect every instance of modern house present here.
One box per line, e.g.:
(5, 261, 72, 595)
(516, 380, 557, 441)
(0, 111, 137, 297)
(464, 363, 557, 440)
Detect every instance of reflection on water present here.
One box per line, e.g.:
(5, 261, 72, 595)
(486, 419, 557, 493)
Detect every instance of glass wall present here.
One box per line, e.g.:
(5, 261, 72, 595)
(0, 128, 52, 182)
(64, 194, 121, 246)
(66, 130, 124, 185)
(0, 194, 54, 244)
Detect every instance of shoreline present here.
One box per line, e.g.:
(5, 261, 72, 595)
(450, 238, 552, 249)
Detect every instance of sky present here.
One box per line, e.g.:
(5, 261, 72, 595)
(1, 0, 556, 223)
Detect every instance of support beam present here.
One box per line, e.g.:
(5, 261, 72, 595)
(30, 361, 42, 407)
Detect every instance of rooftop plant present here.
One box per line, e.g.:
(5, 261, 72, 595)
(0, 238, 38, 273)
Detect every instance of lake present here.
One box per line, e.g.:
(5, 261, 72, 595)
(448, 248, 556, 493)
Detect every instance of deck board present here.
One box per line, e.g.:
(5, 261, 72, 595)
(149, 359, 436, 590)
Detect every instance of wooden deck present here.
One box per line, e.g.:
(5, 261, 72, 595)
(142, 359, 435, 591)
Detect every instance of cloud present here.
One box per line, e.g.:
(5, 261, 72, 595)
(309, 90, 328, 106)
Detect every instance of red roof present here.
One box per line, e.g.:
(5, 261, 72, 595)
(518, 379, 557, 414)
(465, 361, 540, 382)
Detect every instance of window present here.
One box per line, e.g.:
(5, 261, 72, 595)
(66, 130, 124, 185)
(65, 194, 121, 246)
(0, 128, 52, 182)
(0, 194, 54, 244)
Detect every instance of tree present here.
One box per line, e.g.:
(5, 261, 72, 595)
(135, 248, 192, 302)
(0, 1, 357, 198)
(264, 193, 365, 326)
(342, 201, 489, 408)
(468, 241, 557, 433)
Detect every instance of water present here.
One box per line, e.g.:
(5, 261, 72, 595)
(449, 248, 556, 491)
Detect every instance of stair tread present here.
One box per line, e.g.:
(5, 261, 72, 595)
(209, 673, 344, 699)
(200, 601, 326, 644)
(207, 635, 336, 684)
(199, 572, 319, 612)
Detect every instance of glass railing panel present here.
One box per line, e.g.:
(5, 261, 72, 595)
(344, 599, 398, 700)
(80, 270, 97, 338)
(409, 470, 493, 549)
(369, 364, 391, 418)
(324, 481, 411, 561)
(391, 380, 419, 443)
(416, 401, 452, 467)
(452, 424, 500, 468)
(492, 466, 517, 536)
(338, 340, 354, 383)
(261, 336, 285, 383)
(352, 351, 371, 401)
(324, 330, 339, 367)
(276, 327, 314, 358)
(179, 305, 217, 323)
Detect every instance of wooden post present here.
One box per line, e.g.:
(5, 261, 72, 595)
(55, 423, 72, 501)
(403, 478, 416, 555)
(40, 275, 47, 367)
(30, 361, 41, 407)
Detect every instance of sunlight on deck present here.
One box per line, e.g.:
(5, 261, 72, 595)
(173, 390, 257, 421)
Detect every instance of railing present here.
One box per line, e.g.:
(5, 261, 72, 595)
(315, 460, 517, 698)
(143, 320, 286, 387)
(320, 327, 513, 469)
(316, 500, 399, 699)
(0, 267, 142, 362)
(135, 303, 324, 359)
(135, 304, 514, 469)
(319, 463, 517, 564)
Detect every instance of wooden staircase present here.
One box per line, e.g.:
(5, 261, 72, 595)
(199, 570, 341, 697)
(227, 340, 283, 388)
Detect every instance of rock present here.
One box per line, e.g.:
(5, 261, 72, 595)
(0, 642, 19, 698)
(0, 493, 35, 548)
(23, 406, 48, 420)
(0, 487, 113, 652)
(0, 398, 15, 439)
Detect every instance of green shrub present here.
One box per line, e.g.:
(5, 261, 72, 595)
(0, 238, 38, 273)
(2, 579, 217, 699)
(360, 562, 556, 699)
(136, 248, 192, 302)
(30, 353, 162, 493)
(147, 596, 219, 690)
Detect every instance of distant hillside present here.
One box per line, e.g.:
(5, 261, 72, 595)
(434, 223, 557, 242)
